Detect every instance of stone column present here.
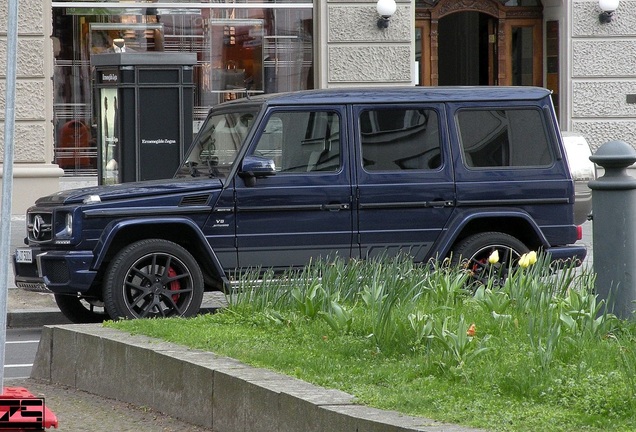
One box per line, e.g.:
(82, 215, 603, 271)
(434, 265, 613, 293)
(0, 0, 63, 215)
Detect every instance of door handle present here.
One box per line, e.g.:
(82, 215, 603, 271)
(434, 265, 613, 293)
(428, 200, 454, 208)
(322, 203, 349, 211)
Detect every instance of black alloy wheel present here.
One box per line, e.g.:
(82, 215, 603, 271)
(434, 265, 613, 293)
(451, 232, 530, 288)
(103, 239, 204, 320)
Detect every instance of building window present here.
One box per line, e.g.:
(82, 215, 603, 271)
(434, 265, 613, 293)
(52, 2, 314, 175)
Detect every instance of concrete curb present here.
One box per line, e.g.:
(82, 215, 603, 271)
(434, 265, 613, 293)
(7, 309, 70, 328)
(31, 324, 484, 432)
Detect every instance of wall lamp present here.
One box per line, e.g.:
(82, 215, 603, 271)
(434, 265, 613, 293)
(599, 0, 619, 24)
(376, 0, 397, 29)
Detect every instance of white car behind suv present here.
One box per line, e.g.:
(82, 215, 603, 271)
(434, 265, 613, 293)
(562, 132, 596, 225)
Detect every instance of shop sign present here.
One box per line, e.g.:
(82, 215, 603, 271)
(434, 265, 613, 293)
(99, 69, 119, 85)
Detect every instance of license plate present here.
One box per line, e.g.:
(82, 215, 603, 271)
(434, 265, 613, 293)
(15, 248, 33, 264)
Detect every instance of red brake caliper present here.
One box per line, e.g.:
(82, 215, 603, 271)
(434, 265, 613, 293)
(168, 267, 180, 302)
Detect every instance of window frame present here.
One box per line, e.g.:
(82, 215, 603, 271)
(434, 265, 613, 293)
(357, 106, 444, 173)
(249, 107, 344, 175)
(455, 105, 555, 170)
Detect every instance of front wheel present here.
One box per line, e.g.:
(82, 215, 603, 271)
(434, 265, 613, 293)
(103, 239, 204, 320)
(450, 232, 530, 287)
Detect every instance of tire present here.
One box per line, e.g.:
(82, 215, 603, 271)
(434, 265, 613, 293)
(450, 232, 530, 288)
(54, 294, 109, 323)
(103, 239, 204, 320)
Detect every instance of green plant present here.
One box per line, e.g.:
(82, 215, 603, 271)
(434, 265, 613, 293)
(290, 279, 325, 318)
(319, 300, 354, 333)
(557, 287, 618, 339)
(433, 316, 489, 371)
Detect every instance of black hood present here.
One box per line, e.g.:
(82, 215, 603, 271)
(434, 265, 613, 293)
(34, 178, 224, 206)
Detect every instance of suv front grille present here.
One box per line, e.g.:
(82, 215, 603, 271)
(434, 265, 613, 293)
(27, 212, 53, 242)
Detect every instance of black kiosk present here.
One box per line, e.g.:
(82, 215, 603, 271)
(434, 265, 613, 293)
(91, 53, 196, 184)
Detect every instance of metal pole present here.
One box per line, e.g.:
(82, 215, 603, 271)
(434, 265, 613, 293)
(589, 140, 636, 320)
(0, 0, 20, 390)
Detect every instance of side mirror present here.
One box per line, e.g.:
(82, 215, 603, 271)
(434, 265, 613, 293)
(239, 155, 276, 186)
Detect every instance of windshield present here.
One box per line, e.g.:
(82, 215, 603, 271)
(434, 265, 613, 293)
(175, 107, 260, 179)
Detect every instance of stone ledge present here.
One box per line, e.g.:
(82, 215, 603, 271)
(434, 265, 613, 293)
(31, 324, 483, 432)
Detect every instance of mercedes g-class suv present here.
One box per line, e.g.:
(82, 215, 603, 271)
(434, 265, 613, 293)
(14, 87, 587, 323)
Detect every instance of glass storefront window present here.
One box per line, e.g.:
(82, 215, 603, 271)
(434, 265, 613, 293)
(52, 2, 313, 175)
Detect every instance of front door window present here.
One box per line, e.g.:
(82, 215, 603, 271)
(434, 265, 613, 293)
(507, 20, 543, 87)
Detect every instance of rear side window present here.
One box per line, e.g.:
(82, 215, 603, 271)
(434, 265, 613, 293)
(457, 108, 553, 168)
(359, 108, 441, 171)
(253, 110, 340, 173)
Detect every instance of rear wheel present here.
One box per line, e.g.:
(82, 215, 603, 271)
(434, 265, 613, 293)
(54, 294, 109, 323)
(103, 239, 204, 320)
(451, 232, 529, 288)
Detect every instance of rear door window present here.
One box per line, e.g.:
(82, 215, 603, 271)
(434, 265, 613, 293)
(359, 108, 441, 171)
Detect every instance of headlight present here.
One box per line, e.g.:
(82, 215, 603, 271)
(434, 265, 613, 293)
(54, 211, 73, 240)
(65, 213, 73, 237)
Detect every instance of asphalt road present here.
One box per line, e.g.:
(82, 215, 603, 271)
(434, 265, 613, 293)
(4, 327, 40, 379)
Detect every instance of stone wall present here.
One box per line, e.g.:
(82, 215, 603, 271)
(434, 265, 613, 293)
(32, 324, 481, 432)
(317, 0, 414, 88)
(571, 0, 636, 151)
(0, 0, 63, 214)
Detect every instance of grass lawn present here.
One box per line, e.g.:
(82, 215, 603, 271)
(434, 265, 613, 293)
(108, 256, 636, 431)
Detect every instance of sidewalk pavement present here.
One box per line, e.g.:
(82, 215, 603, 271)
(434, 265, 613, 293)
(4, 377, 215, 432)
(6, 287, 228, 328)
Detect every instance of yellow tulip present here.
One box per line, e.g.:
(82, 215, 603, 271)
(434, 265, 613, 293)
(488, 250, 499, 264)
(518, 253, 530, 268)
(527, 251, 537, 265)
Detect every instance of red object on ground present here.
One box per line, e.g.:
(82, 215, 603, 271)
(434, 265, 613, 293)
(0, 387, 58, 430)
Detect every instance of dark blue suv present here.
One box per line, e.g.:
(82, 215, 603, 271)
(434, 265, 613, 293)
(14, 87, 586, 322)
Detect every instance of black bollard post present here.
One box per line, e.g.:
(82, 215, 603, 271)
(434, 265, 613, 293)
(589, 140, 636, 319)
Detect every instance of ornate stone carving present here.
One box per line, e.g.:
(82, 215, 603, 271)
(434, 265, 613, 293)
(505, 9, 542, 19)
(437, 0, 500, 18)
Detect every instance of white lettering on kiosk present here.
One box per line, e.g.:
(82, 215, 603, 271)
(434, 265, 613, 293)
(141, 139, 178, 145)
(102, 73, 118, 83)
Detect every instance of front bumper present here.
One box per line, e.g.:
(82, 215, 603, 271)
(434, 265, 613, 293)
(13, 248, 98, 294)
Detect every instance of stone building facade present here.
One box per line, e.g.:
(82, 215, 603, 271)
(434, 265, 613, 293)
(570, 0, 636, 151)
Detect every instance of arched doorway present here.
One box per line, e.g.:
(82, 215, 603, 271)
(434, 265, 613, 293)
(438, 11, 497, 85)
(415, 0, 543, 87)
